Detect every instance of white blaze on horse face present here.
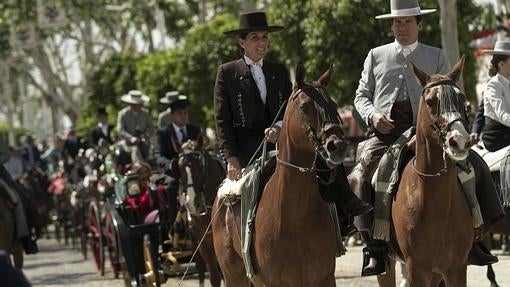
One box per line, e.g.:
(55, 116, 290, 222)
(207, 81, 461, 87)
(185, 166, 197, 214)
(446, 120, 470, 161)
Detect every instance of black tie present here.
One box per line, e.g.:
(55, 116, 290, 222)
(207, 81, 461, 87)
(180, 128, 186, 143)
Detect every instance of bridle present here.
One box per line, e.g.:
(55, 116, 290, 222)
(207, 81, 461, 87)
(179, 148, 210, 215)
(276, 83, 343, 176)
(412, 79, 468, 177)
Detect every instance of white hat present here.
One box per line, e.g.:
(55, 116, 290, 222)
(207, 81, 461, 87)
(376, 0, 436, 20)
(482, 41, 510, 56)
(159, 91, 180, 104)
(121, 90, 150, 104)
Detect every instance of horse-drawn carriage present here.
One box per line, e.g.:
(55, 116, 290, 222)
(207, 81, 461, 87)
(101, 165, 202, 287)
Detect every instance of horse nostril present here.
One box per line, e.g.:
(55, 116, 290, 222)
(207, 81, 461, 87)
(448, 137, 458, 149)
(326, 141, 337, 152)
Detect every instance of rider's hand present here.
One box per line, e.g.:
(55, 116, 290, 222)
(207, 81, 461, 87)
(130, 137, 140, 144)
(264, 126, 281, 143)
(227, 156, 242, 181)
(371, 112, 395, 134)
(469, 132, 480, 145)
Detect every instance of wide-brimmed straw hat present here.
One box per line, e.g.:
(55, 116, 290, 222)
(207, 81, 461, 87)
(121, 90, 150, 104)
(159, 91, 180, 104)
(376, 0, 436, 19)
(482, 41, 510, 56)
(223, 11, 284, 36)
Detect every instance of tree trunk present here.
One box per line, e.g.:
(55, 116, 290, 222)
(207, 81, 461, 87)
(438, 0, 463, 88)
(1, 61, 16, 146)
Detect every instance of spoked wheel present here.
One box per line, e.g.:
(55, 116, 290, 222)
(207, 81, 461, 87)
(103, 208, 121, 278)
(143, 234, 164, 287)
(88, 201, 105, 276)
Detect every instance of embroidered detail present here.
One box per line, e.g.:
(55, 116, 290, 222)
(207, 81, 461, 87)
(278, 91, 283, 107)
(237, 93, 246, 127)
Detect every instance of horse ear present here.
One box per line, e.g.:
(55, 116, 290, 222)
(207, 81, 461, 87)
(197, 132, 204, 149)
(411, 62, 430, 87)
(295, 62, 305, 88)
(446, 55, 465, 83)
(317, 64, 334, 88)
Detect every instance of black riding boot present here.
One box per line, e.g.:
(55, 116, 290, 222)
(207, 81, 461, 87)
(322, 164, 373, 217)
(468, 241, 498, 266)
(22, 236, 38, 255)
(360, 231, 386, 276)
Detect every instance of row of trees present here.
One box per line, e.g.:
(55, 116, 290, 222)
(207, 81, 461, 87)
(0, 0, 499, 140)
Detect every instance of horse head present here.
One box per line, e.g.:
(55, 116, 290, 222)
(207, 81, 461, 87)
(413, 56, 471, 161)
(178, 139, 208, 215)
(286, 63, 347, 168)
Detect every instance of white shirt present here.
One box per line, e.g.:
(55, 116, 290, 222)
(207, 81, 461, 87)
(172, 123, 187, 144)
(244, 55, 267, 104)
(484, 73, 510, 127)
(395, 40, 418, 58)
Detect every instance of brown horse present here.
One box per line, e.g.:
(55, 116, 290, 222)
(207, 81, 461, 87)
(0, 178, 24, 268)
(211, 64, 347, 286)
(178, 139, 224, 287)
(378, 58, 473, 287)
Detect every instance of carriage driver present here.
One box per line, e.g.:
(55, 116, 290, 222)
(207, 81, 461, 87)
(214, 11, 372, 219)
(350, 0, 505, 276)
(116, 90, 154, 162)
(157, 90, 180, 129)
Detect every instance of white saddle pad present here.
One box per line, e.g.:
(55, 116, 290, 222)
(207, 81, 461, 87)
(471, 144, 510, 173)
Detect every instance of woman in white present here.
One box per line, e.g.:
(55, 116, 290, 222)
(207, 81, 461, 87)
(482, 40, 510, 152)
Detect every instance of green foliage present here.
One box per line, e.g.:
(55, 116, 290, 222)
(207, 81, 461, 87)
(171, 13, 239, 127)
(79, 52, 139, 131)
(135, 49, 181, 115)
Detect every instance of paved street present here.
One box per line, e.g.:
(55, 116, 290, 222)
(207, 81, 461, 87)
(21, 236, 510, 287)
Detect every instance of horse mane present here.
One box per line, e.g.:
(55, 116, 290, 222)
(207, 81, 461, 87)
(292, 82, 343, 126)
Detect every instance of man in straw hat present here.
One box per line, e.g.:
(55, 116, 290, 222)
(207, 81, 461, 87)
(117, 90, 154, 161)
(158, 91, 180, 129)
(351, 0, 503, 276)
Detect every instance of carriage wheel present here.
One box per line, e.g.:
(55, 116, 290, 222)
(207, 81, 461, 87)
(79, 203, 88, 260)
(103, 208, 121, 278)
(88, 201, 105, 276)
(143, 234, 163, 287)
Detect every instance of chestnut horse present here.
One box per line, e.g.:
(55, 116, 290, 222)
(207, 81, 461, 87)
(178, 140, 224, 287)
(212, 65, 347, 286)
(0, 178, 24, 268)
(378, 58, 473, 287)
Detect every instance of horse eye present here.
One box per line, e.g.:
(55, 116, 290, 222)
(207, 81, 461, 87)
(300, 104, 307, 113)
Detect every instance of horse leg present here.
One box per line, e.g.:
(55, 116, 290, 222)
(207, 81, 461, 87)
(429, 273, 443, 287)
(212, 202, 250, 287)
(487, 264, 500, 287)
(195, 253, 206, 287)
(377, 258, 396, 287)
(405, 262, 433, 287)
(12, 243, 24, 269)
(443, 266, 467, 287)
(198, 238, 222, 287)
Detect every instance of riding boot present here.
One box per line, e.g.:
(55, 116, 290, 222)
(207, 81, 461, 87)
(467, 241, 498, 266)
(21, 236, 38, 255)
(360, 231, 386, 276)
(334, 164, 373, 217)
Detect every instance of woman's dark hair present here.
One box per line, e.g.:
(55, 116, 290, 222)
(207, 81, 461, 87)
(489, 54, 510, 76)
(391, 15, 422, 25)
